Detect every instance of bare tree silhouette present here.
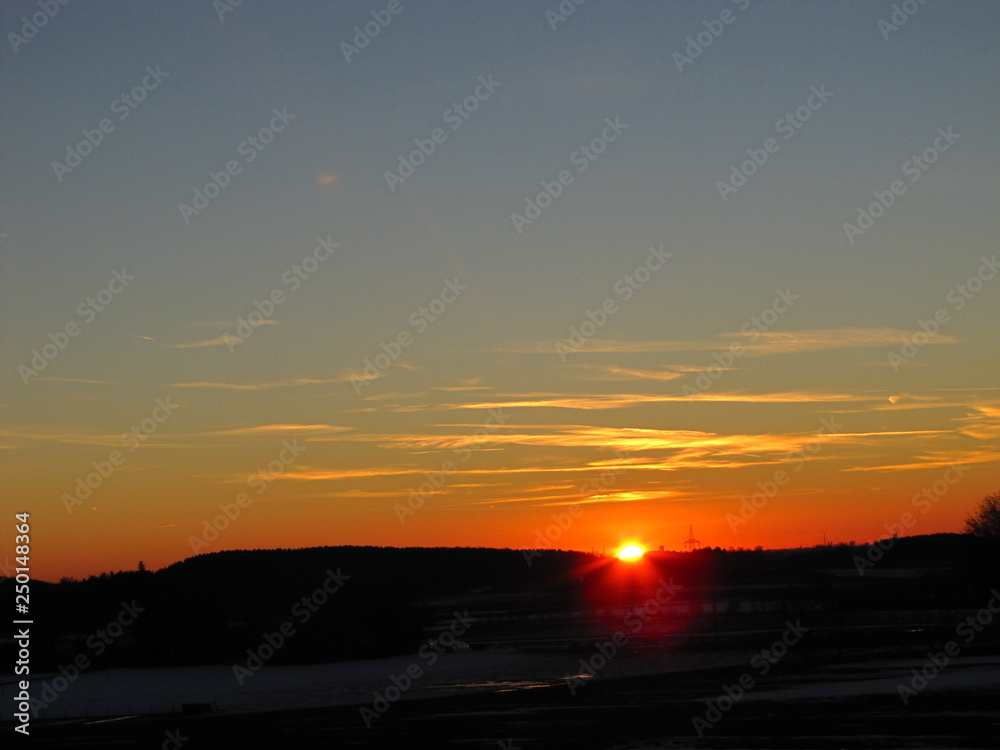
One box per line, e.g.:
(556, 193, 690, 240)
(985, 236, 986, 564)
(965, 490, 1000, 537)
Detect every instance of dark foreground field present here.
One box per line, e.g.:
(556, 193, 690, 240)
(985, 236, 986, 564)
(6, 540, 1000, 747)
(18, 645, 1000, 749)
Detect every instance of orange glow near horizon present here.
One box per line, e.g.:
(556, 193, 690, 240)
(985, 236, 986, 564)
(17, 474, 991, 583)
(7, 382, 997, 584)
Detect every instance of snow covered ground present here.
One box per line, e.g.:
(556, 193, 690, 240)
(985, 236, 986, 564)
(2, 647, 747, 720)
(4, 650, 999, 722)
(739, 654, 1000, 702)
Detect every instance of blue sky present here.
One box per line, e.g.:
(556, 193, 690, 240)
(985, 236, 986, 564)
(2, 0, 998, 578)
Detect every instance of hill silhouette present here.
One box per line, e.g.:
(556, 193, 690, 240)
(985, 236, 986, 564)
(4, 535, 998, 672)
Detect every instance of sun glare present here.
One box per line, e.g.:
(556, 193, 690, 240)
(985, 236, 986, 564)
(617, 544, 645, 561)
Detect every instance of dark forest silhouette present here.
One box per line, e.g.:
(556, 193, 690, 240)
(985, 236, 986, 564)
(4, 534, 998, 673)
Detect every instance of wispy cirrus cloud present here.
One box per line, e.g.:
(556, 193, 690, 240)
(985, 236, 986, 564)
(36, 377, 116, 385)
(501, 327, 957, 357)
(732, 327, 957, 355)
(218, 419, 959, 500)
(439, 390, 881, 411)
(954, 404, 1000, 440)
(0, 426, 126, 448)
(172, 376, 350, 390)
(345, 362, 422, 392)
(260, 466, 422, 482)
(871, 394, 966, 411)
(466, 489, 678, 508)
(844, 448, 1000, 472)
(2, 421, 352, 451)
(169, 335, 242, 349)
(349, 423, 945, 473)
(170, 320, 280, 349)
(0, 424, 189, 450)
(204, 423, 353, 437)
(465, 483, 720, 509)
(268, 462, 638, 485)
(571, 364, 686, 382)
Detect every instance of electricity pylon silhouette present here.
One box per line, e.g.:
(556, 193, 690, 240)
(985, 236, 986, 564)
(684, 524, 700, 551)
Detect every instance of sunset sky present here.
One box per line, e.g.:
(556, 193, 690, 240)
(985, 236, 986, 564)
(2, 1, 998, 582)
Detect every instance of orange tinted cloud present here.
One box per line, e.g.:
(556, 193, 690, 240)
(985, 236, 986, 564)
(572, 364, 686, 382)
(444, 390, 879, 411)
(843, 448, 1000, 472)
(204, 424, 353, 437)
(169, 329, 274, 349)
(955, 404, 1000, 439)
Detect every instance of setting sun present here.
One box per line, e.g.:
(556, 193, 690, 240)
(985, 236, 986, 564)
(617, 544, 645, 561)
